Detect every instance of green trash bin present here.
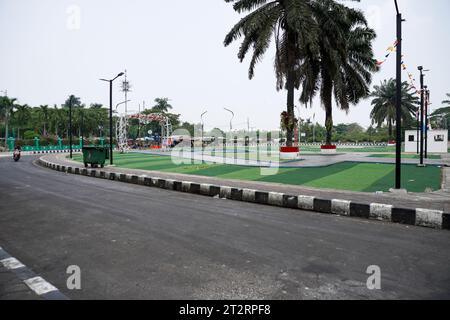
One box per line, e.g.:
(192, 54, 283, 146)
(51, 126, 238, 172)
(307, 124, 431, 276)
(82, 146, 108, 168)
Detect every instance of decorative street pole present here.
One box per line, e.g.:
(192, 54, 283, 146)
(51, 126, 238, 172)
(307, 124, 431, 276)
(394, 0, 405, 189)
(100, 72, 125, 165)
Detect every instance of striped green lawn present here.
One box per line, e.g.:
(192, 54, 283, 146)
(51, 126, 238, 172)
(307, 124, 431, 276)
(368, 154, 441, 160)
(71, 153, 441, 193)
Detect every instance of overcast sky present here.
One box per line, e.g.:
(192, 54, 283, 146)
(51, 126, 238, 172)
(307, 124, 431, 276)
(0, 0, 449, 131)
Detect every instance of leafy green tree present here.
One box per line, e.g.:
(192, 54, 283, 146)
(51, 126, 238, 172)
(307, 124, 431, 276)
(370, 79, 419, 139)
(298, 0, 378, 145)
(224, 0, 317, 146)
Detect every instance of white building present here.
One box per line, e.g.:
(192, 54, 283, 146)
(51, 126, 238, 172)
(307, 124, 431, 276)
(405, 130, 448, 153)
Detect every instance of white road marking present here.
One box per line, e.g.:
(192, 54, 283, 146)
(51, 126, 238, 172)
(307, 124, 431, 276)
(0, 257, 26, 270)
(24, 277, 58, 295)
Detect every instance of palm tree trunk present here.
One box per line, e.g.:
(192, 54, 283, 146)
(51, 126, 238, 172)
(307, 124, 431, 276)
(285, 30, 296, 147)
(286, 71, 295, 147)
(323, 77, 333, 146)
(388, 119, 393, 140)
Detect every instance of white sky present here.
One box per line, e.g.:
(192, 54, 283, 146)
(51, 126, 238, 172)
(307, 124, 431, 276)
(0, 0, 449, 131)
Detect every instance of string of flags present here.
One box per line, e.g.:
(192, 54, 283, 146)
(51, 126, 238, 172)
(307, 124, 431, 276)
(376, 40, 398, 66)
(376, 40, 421, 97)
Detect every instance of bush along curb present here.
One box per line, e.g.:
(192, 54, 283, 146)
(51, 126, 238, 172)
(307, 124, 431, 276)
(38, 157, 450, 231)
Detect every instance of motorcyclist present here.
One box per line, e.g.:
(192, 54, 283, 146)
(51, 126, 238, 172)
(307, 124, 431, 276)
(13, 145, 21, 161)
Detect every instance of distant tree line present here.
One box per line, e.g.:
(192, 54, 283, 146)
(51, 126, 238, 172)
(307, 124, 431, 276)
(0, 95, 195, 147)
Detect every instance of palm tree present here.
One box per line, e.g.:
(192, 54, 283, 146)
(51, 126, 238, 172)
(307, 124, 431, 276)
(63, 95, 82, 108)
(370, 79, 419, 139)
(0, 97, 19, 142)
(37, 105, 50, 136)
(224, 0, 318, 147)
(429, 93, 450, 130)
(12, 104, 31, 139)
(151, 98, 173, 113)
(298, 0, 378, 146)
(442, 93, 450, 106)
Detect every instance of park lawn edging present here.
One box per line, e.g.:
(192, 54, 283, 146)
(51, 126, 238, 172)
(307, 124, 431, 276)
(37, 157, 450, 231)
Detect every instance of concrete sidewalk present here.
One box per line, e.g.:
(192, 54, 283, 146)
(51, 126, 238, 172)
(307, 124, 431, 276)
(43, 153, 450, 212)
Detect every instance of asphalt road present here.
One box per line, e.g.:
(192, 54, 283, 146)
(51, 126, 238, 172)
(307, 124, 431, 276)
(0, 156, 450, 300)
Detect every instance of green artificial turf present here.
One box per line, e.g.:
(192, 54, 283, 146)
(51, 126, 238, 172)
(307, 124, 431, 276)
(70, 153, 442, 193)
(368, 154, 441, 160)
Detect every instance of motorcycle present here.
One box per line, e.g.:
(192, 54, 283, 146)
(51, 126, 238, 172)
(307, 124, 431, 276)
(13, 149, 21, 162)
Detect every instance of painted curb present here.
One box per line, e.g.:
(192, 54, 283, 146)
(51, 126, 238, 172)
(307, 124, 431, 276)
(37, 157, 450, 231)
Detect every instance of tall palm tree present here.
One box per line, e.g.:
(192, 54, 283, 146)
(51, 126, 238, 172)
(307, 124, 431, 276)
(224, 0, 318, 146)
(298, 0, 378, 145)
(151, 98, 173, 113)
(37, 105, 50, 136)
(0, 97, 19, 142)
(12, 104, 31, 139)
(370, 79, 419, 139)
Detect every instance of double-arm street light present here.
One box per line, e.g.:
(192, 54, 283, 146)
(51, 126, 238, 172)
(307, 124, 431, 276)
(100, 72, 125, 165)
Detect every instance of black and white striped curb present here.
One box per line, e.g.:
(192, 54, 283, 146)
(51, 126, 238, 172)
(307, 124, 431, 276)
(0, 246, 68, 300)
(29, 149, 81, 155)
(38, 158, 450, 231)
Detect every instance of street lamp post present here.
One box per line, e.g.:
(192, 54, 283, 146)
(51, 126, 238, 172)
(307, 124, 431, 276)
(224, 108, 234, 131)
(69, 96, 73, 159)
(100, 72, 125, 165)
(417, 66, 429, 166)
(425, 87, 430, 159)
(1, 90, 8, 150)
(394, 0, 405, 189)
(201, 111, 207, 163)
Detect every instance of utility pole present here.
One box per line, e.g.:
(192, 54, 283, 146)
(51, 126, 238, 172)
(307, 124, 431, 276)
(394, 0, 405, 189)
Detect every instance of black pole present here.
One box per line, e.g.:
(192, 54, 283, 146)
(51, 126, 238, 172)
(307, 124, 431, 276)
(425, 88, 429, 158)
(80, 109, 84, 148)
(419, 69, 424, 165)
(109, 80, 113, 165)
(395, 6, 403, 189)
(416, 114, 419, 154)
(69, 96, 73, 159)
